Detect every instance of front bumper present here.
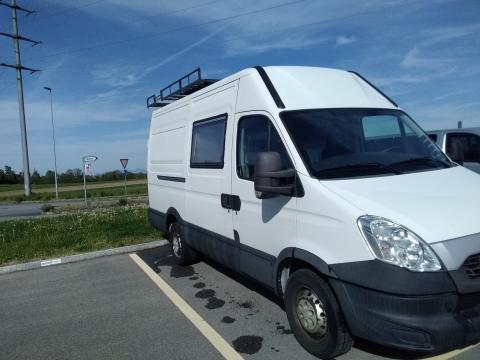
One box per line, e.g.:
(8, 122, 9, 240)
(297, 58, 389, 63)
(330, 279, 480, 354)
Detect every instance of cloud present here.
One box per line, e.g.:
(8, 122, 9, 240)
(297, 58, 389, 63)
(0, 98, 146, 136)
(90, 23, 227, 93)
(336, 35, 356, 46)
(224, 34, 329, 56)
(401, 23, 480, 71)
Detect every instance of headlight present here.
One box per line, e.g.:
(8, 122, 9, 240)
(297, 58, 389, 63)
(357, 215, 442, 272)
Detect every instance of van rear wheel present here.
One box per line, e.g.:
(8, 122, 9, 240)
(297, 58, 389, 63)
(285, 269, 353, 359)
(169, 222, 197, 266)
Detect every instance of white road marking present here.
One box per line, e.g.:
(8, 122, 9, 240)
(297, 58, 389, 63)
(426, 343, 479, 360)
(40, 258, 62, 267)
(129, 253, 244, 360)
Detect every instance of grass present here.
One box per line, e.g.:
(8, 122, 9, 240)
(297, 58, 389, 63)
(0, 205, 163, 266)
(0, 180, 144, 193)
(0, 184, 147, 203)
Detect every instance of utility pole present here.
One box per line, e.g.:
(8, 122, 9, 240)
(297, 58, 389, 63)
(0, 0, 41, 196)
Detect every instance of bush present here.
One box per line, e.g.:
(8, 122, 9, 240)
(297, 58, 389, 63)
(14, 195, 24, 203)
(41, 204, 55, 213)
(118, 198, 128, 206)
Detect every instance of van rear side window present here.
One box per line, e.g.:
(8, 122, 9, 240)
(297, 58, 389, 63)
(190, 114, 227, 169)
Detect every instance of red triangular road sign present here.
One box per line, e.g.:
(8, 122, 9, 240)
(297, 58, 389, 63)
(120, 158, 128, 169)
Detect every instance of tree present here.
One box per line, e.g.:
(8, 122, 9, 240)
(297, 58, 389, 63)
(3, 166, 17, 184)
(31, 170, 41, 184)
(44, 170, 55, 184)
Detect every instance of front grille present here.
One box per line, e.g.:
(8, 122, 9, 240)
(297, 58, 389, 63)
(462, 253, 480, 279)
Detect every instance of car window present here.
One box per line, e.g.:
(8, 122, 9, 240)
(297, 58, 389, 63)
(362, 115, 401, 139)
(190, 115, 227, 168)
(237, 115, 291, 181)
(446, 132, 480, 162)
(428, 134, 438, 142)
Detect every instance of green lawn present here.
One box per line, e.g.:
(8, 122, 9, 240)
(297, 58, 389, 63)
(0, 182, 82, 192)
(0, 205, 163, 266)
(0, 184, 148, 203)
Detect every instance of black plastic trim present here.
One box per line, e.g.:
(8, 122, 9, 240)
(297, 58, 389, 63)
(148, 208, 166, 233)
(254, 66, 285, 109)
(348, 70, 398, 107)
(330, 279, 480, 354)
(190, 113, 228, 169)
(156, 175, 185, 182)
(450, 268, 480, 294)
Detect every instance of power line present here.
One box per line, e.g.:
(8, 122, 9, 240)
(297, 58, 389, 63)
(32, 0, 106, 20)
(0, 0, 41, 196)
(27, 0, 304, 62)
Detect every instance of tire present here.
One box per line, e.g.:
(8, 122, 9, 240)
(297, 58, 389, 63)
(169, 222, 197, 266)
(285, 269, 353, 359)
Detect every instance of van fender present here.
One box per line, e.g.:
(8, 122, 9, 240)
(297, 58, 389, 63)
(164, 207, 183, 235)
(273, 247, 337, 297)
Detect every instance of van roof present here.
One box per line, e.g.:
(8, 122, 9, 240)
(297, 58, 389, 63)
(150, 66, 399, 114)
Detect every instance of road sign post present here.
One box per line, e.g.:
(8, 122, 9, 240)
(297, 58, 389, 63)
(82, 156, 98, 206)
(120, 159, 129, 196)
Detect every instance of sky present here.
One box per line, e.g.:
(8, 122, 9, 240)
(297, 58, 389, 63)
(0, 0, 479, 174)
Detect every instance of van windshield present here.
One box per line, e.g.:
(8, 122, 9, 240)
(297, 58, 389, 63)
(281, 108, 453, 180)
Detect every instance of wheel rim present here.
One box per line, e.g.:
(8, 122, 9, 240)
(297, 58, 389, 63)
(295, 287, 327, 337)
(172, 231, 182, 257)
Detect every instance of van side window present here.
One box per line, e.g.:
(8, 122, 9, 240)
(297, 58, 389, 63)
(190, 114, 227, 168)
(237, 115, 291, 181)
(446, 132, 480, 162)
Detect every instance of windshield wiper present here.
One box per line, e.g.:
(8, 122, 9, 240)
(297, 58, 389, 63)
(318, 162, 404, 177)
(391, 157, 450, 168)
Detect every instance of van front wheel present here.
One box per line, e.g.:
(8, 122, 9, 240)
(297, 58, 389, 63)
(285, 269, 353, 359)
(169, 223, 197, 266)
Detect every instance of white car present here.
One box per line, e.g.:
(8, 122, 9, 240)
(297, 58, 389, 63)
(147, 66, 480, 359)
(427, 128, 480, 174)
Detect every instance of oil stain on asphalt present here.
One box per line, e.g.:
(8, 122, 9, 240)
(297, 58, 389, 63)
(276, 325, 293, 335)
(221, 316, 236, 324)
(232, 335, 263, 355)
(195, 289, 225, 309)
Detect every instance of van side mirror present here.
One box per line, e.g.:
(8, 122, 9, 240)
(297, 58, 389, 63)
(448, 140, 464, 165)
(254, 152, 295, 199)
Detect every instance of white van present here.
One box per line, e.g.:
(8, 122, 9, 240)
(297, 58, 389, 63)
(147, 66, 480, 359)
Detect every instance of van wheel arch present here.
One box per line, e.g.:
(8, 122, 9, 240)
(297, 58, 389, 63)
(165, 207, 182, 240)
(274, 248, 337, 298)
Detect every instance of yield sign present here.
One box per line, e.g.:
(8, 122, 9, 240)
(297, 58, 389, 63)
(120, 158, 129, 169)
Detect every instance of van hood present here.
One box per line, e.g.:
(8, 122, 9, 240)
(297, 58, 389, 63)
(321, 166, 480, 244)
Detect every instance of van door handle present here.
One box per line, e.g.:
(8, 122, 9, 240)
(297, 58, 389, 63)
(220, 194, 241, 211)
(221, 194, 230, 209)
(230, 195, 241, 211)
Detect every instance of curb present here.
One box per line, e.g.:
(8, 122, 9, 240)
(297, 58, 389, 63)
(0, 239, 169, 275)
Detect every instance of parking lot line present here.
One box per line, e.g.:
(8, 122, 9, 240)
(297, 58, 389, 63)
(129, 253, 244, 360)
(425, 344, 479, 360)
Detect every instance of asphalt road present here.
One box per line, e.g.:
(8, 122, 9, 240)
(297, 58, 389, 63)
(1, 245, 479, 360)
(0, 200, 85, 221)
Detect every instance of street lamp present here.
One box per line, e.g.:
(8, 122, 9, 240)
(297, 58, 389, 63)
(43, 87, 59, 200)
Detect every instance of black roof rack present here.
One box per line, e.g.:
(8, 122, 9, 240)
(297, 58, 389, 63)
(147, 68, 218, 108)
